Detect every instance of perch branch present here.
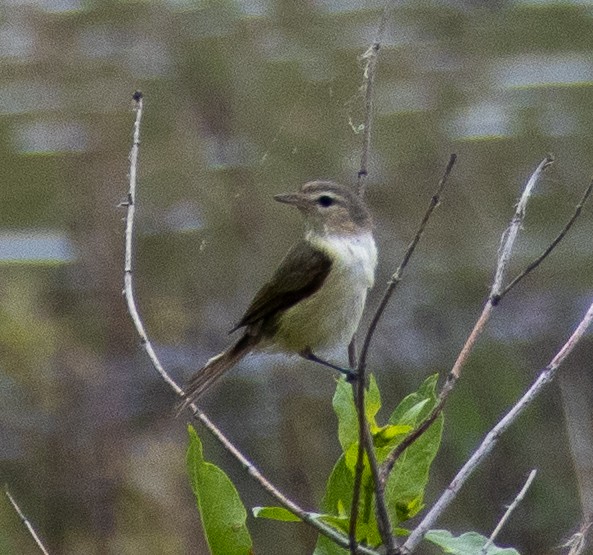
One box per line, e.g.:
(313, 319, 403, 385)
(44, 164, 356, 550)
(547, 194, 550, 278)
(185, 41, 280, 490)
(481, 469, 537, 554)
(5, 488, 50, 555)
(349, 4, 409, 552)
(351, 154, 457, 553)
(400, 297, 593, 554)
(122, 92, 381, 555)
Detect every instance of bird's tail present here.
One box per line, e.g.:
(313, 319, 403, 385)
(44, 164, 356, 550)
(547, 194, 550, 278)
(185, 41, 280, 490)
(177, 334, 254, 413)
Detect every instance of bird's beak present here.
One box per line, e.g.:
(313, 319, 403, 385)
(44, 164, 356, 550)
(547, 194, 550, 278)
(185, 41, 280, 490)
(274, 192, 306, 207)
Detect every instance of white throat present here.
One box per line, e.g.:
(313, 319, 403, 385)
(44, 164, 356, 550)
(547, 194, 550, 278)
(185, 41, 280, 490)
(306, 230, 377, 288)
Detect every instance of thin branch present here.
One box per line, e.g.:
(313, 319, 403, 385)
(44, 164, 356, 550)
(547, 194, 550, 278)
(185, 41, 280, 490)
(400, 297, 593, 554)
(361, 154, 455, 506)
(348, 337, 364, 554)
(481, 469, 537, 554)
(499, 177, 593, 301)
(449, 157, 553, 382)
(5, 488, 50, 555)
(350, 381, 397, 554)
(351, 155, 457, 553)
(491, 155, 554, 301)
(563, 513, 593, 555)
(121, 92, 381, 555)
(355, 0, 394, 198)
(359, 154, 457, 379)
(380, 156, 551, 480)
(349, 3, 404, 551)
(124, 91, 182, 396)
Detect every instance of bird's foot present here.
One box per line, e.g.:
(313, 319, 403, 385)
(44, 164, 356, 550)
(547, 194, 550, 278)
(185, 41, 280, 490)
(300, 348, 358, 381)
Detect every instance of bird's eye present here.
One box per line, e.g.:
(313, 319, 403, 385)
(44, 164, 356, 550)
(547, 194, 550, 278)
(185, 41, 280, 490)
(317, 195, 334, 207)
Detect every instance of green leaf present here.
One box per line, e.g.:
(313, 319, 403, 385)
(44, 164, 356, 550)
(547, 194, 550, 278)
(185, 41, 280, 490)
(383, 374, 444, 525)
(333, 375, 382, 454)
(313, 455, 353, 555)
(313, 448, 381, 554)
(252, 506, 301, 522)
(373, 423, 413, 448)
(425, 530, 521, 554)
(313, 535, 348, 555)
(187, 425, 253, 555)
(389, 374, 439, 426)
(320, 455, 354, 519)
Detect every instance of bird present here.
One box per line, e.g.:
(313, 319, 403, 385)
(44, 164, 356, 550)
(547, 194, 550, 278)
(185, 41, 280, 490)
(179, 180, 377, 410)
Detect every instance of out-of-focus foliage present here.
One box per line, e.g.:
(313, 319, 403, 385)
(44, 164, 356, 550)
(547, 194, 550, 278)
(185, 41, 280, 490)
(0, 0, 592, 553)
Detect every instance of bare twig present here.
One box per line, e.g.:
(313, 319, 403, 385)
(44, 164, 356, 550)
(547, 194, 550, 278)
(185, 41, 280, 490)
(350, 382, 396, 554)
(349, 4, 406, 551)
(122, 92, 381, 555)
(5, 488, 50, 555)
(563, 513, 593, 555)
(380, 156, 551, 480)
(491, 156, 554, 301)
(359, 153, 457, 375)
(452, 157, 553, 380)
(400, 298, 593, 554)
(355, 1, 394, 198)
(124, 92, 182, 396)
(350, 155, 457, 554)
(481, 469, 537, 554)
(500, 177, 593, 301)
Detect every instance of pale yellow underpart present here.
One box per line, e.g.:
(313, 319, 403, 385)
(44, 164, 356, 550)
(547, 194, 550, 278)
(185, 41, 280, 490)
(268, 231, 377, 355)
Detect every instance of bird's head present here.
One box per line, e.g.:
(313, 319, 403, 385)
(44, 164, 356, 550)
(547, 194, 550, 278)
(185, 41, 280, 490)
(274, 181, 372, 235)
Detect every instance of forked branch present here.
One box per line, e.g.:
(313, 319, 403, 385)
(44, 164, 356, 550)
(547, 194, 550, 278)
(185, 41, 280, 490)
(401, 297, 593, 553)
(380, 156, 555, 481)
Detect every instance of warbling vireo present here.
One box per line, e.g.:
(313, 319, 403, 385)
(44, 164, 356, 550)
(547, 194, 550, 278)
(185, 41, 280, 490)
(180, 180, 377, 408)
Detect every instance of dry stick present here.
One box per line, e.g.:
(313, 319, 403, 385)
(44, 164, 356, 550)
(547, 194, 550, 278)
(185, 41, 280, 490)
(122, 92, 381, 555)
(481, 469, 537, 554)
(349, 3, 399, 552)
(380, 156, 553, 481)
(348, 340, 372, 555)
(400, 298, 593, 554)
(349, 155, 457, 555)
(355, 0, 394, 198)
(563, 513, 593, 555)
(499, 177, 593, 302)
(5, 488, 50, 555)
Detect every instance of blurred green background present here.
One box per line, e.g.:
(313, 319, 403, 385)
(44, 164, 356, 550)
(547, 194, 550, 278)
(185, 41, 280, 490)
(1, 0, 592, 553)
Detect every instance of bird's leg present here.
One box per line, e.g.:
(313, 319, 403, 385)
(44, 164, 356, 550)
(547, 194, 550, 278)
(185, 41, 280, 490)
(300, 348, 358, 382)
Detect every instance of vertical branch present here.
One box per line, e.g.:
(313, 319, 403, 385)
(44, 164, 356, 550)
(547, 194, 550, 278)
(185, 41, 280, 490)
(123, 91, 183, 396)
(355, 1, 394, 198)
(350, 2, 397, 551)
(350, 155, 456, 554)
(5, 488, 50, 555)
(490, 155, 554, 303)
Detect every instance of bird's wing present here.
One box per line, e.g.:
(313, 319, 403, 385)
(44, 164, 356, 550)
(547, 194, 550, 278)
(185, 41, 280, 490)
(230, 240, 332, 333)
